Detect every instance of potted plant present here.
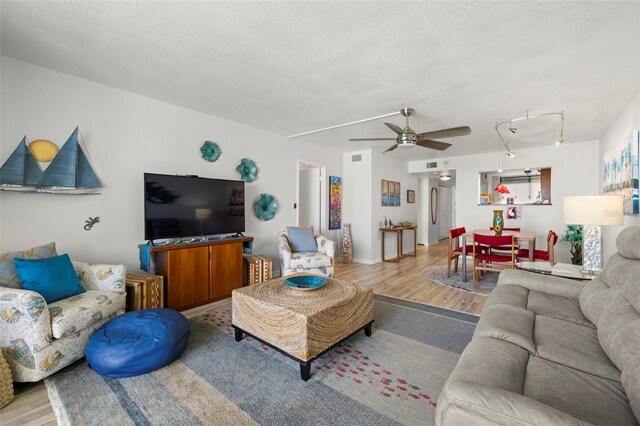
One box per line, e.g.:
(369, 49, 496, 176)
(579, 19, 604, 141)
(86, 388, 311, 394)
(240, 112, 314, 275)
(561, 225, 583, 265)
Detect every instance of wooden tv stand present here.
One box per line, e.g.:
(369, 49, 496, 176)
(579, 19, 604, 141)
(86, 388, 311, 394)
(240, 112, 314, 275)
(150, 237, 253, 311)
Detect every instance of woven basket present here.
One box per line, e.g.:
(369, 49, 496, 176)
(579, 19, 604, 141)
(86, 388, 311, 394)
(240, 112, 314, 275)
(0, 350, 14, 409)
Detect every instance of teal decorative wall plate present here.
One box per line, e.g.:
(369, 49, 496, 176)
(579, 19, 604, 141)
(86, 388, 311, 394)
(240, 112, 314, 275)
(254, 193, 277, 221)
(236, 158, 257, 182)
(200, 141, 221, 162)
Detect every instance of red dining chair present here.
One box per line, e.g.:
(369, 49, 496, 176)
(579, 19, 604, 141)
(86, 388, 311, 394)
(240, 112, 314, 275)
(517, 230, 558, 264)
(472, 234, 516, 288)
(447, 227, 485, 277)
(489, 227, 521, 252)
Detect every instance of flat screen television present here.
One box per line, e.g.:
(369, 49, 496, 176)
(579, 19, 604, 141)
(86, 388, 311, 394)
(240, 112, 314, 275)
(144, 173, 245, 241)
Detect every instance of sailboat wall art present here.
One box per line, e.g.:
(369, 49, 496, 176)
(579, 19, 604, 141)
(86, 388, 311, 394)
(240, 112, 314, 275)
(0, 127, 102, 194)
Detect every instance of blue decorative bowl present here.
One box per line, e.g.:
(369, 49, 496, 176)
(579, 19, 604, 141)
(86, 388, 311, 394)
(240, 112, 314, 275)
(283, 275, 327, 291)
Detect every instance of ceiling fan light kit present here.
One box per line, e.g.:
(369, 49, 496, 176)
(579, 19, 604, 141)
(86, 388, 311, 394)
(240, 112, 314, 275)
(349, 107, 471, 153)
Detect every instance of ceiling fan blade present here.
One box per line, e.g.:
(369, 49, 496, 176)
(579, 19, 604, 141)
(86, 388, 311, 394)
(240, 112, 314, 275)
(383, 144, 398, 153)
(348, 138, 397, 141)
(416, 139, 452, 151)
(384, 122, 404, 135)
(418, 126, 471, 139)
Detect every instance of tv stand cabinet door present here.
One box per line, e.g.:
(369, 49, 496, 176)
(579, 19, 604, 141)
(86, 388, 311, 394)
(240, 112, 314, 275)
(165, 246, 210, 310)
(210, 242, 243, 300)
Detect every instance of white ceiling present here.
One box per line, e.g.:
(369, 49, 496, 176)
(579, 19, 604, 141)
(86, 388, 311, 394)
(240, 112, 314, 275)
(1, 1, 639, 160)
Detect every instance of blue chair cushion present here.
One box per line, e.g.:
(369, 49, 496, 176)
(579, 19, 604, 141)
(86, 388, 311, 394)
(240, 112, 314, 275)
(286, 226, 317, 253)
(86, 308, 190, 378)
(14, 253, 86, 303)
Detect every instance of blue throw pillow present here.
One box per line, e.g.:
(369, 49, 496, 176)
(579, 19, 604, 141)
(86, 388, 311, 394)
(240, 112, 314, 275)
(286, 227, 317, 253)
(14, 254, 86, 304)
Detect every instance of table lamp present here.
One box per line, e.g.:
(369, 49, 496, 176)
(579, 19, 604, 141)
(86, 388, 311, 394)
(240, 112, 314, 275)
(563, 195, 623, 274)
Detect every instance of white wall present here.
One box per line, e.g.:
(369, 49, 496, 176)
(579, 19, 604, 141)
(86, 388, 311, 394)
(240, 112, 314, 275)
(0, 57, 342, 274)
(409, 140, 600, 263)
(372, 150, 418, 262)
(341, 148, 417, 264)
(298, 168, 321, 231)
(599, 92, 640, 259)
(342, 150, 373, 263)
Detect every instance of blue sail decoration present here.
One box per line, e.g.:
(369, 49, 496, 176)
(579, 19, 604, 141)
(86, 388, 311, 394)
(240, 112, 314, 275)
(0, 127, 101, 193)
(0, 137, 42, 188)
(35, 127, 102, 191)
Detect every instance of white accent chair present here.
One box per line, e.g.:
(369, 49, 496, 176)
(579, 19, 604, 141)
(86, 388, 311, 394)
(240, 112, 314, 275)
(278, 231, 336, 277)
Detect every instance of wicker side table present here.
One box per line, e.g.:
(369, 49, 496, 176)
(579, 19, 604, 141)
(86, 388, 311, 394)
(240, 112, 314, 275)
(0, 351, 14, 409)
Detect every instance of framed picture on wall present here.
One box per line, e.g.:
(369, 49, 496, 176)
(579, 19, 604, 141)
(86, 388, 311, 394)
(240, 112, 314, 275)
(381, 179, 401, 206)
(407, 190, 415, 203)
(602, 130, 639, 215)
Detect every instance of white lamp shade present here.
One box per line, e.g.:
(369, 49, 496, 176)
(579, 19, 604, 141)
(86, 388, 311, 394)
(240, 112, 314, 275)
(195, 208, 212, 220)
(563, 195, 624, 225)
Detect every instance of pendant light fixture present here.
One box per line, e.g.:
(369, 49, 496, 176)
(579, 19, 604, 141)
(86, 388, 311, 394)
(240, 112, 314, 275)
(494, 133, 510, 194)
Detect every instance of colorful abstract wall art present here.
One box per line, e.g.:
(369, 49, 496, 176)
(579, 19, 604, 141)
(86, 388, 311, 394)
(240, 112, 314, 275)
(602, 130, 639, 215)
(329, 176, 342, 230)
(506, 206, 522, 220)
(381, 180, 401, 206)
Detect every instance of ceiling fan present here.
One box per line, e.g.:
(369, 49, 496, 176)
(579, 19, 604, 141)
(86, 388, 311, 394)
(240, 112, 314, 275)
(349, 108, 471, 153)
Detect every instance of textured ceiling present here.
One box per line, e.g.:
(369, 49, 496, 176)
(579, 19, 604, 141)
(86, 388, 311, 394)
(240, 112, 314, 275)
(1, 1, 639, 159)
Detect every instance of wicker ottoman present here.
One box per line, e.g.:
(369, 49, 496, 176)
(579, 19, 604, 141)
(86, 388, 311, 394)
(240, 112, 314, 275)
(232, 274, 374, 380)
(0, 351, 14, 409)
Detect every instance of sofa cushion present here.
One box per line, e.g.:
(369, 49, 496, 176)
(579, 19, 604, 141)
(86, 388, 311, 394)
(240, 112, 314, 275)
(616, 226, 640, 260)
(602, 252, 640, 288)
(289, 252, 332, 269)
(624, 279, 640, 313)
(579, 276, 621, 325)
(15, 254, 86, 304)
(473, 305, 535, 352)
(523, 356, 637, 426)
(48, 290, 126, 339)
(481, 284, 529, 311)
(597, 292, 640, 374)
(438, 338, 592, 425)
(534, 315, 620, 382)
(622, 354, 640, 422)
(0, 242, 57, 288)
(447, 337, 529, 393)
(527, 290, 594, 328)
(72, 261, 126, 293)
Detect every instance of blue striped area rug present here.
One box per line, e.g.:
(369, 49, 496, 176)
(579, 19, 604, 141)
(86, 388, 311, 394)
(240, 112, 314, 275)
(45, 295, 478, 425)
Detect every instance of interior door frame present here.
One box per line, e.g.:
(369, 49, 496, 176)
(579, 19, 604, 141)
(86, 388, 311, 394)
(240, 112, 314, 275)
(296, 159, 327, 234)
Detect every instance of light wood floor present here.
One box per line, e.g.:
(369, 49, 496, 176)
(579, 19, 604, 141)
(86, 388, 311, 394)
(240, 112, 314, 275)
(1, 240, 485, 426)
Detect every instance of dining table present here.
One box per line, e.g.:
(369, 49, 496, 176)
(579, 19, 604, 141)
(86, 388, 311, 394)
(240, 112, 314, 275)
(461, 229, 536, 282)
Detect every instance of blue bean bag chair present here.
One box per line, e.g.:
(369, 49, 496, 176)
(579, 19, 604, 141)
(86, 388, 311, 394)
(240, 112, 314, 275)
(86, 308, 190, 378)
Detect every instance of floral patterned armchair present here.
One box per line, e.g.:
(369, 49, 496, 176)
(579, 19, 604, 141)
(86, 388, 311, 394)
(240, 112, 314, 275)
(278, 231, 336, 277)
(0, 260, 126, 382)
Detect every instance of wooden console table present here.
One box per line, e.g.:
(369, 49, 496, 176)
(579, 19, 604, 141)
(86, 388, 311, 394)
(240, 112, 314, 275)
(380, 226, 418, 263)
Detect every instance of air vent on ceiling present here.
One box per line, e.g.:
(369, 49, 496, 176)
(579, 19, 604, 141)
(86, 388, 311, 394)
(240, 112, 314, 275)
(426, 161, 438, 169)
(352, 154, 362, 162)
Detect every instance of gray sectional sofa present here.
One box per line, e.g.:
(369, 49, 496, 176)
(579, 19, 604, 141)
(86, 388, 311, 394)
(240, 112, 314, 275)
(437, 226, 640, 425)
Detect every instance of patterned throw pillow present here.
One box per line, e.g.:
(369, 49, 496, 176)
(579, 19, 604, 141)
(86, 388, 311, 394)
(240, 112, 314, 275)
(0, 242, 57, 288)
(72, 261, 126, 293)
